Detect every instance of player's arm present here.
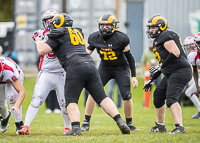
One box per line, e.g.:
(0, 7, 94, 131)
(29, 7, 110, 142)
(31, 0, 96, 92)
(150, 40, 179, 73)
(193, 66, 200, 93)
(11, 79, 26, 114)
(87, 44, 95, 55)
(35, 36, 52, 55)
(123, 45, 138, 89)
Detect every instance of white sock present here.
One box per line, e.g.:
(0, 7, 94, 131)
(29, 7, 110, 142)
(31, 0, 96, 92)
(9, 103, 22, 122)
(0, 102, 9, 118)
(190, 94, 200, 111)
(61, 108, 71, 129)
(157, 122, 165, 126)
(24, 104, 40, 127)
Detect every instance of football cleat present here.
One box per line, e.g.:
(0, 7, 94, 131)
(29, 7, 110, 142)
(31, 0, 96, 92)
(116, 118, 130, 135)
(0, 110, 11, 133)
(18, 125, 30, 135)
(15, 121, 24, 135)
(192, 112, 200, 119)
(81, 120, 90, 131)
(64, 125, 82, 136)
(146, 122, 167, 132)
(63, 128, 71, 135)
(168, 124, 186, 134)
(127, 123, 141, 131)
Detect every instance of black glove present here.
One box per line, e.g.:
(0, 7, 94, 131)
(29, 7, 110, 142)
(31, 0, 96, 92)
(48, 27, 66, 38)
(143, 80, 153, 92)
(149, 63, 162, 74)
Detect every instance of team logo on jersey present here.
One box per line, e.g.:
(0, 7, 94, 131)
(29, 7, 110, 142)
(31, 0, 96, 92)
(108, 44, 112, 47)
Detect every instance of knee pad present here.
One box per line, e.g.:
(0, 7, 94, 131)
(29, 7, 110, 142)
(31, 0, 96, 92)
(122, 93, 132, 100)
(153, 99, 165, 108)
(31, 97, 43, 108)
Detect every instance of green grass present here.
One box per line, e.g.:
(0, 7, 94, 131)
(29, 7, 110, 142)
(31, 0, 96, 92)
(1, 77, 200, 143)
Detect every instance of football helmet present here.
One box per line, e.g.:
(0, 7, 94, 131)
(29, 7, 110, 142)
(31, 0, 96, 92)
(183, 36, 195, 55)
(48, 13, 73, 30)
(42, 9, 59, 29)
(98, 14, 118, 36)
(194, 32, 200, 51)
(146, 15, 167, 38)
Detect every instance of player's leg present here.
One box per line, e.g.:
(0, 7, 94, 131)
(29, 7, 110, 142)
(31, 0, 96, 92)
(6, 72, 24, 134)
(55, 73, 71, 135)
(167, 68, 192, 134)
(18, 72, 52, 135)
(85, 62, 130, 135)
(63, 64, 87, 136)
(146, 77, 167, 132)
(185, 79, 200, 119)
(0, 85, 11, 133)
(81, 63, 110, 131)
(115, 65, 139, 131)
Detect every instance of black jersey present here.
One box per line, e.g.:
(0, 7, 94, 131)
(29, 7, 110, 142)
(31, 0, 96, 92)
(46, 27, 94, 69)
(153, 30, 191, 77)
(87, 30, 130, 67)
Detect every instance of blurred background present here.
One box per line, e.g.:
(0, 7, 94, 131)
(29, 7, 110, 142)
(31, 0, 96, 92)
(0, 0, 200, 74)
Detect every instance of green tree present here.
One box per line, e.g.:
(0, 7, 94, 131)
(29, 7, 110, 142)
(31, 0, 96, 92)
(0, 0, 13, 22)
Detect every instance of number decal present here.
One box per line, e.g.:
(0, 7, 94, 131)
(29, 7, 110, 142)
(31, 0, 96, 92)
(47, 51, 55, 59)
(179, 37, 182, 46)
(68, 28, 85, 45)
(153, 47, 161, 61)
(100, 50, 117, 60)
(11, 76, 18, 82)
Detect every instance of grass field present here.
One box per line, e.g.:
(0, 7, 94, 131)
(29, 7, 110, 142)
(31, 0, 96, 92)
(1, 76, 200, 143)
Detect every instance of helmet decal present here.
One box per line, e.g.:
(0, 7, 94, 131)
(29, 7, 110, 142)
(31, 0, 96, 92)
(52, 14, 65, 28)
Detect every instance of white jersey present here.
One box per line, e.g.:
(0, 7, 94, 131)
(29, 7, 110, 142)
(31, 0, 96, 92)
(187, 50, 200, 67)
(0, 56, 23, 83)
(39, 30, 64, 73)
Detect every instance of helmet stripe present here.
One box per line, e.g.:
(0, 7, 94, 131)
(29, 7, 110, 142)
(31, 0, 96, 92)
(99, 16, 103, 23)
(52, 14, 64, 28)
(152, 16, 167, 31)
(107, 16, 116, 23)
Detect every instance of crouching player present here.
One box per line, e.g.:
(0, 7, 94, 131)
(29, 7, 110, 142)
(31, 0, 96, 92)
(0, 56, 25, 134)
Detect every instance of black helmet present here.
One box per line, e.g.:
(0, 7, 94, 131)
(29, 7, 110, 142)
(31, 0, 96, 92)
(49, 13, 73, 29)
(98, 14, 118, 36)
(146, 15, 167, 38)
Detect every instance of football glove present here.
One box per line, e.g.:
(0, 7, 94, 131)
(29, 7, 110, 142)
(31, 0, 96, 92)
(143, 80, 153, 92)
(48, 27, 66, 39)
(149, 63, 162, 74)
(32, 29, 44, 41)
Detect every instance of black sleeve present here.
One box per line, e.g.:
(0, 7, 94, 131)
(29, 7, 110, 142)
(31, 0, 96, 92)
(161, 52, 177, 68)
(46, 39, 60, 50)
(87, 45, 95, 51)
(124, 50, 136, 77)
(150, 71, 161, 81)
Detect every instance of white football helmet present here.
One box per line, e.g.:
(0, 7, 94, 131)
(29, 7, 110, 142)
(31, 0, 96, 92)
(183, 36, 195, 54)
(194, 32, 200, 50)
(42, 10, 58, 29)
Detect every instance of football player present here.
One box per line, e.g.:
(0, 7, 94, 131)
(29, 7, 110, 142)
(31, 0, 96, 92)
(34, 13, 130, 136)
(144, 15, 192, 134)
(81, 14, 140, 132)
(0, 56, 25, 134)
(187, 33, 200, 119)
(18, 10, 71, 135)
